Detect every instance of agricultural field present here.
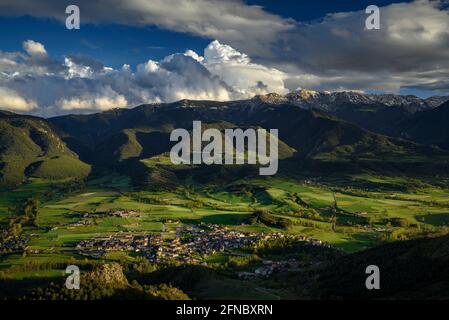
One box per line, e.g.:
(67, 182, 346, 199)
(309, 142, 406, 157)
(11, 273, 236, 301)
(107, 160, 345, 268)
(1, 172, 449, 299)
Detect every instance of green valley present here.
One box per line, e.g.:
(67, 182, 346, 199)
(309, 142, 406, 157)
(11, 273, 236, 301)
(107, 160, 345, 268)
(1, 99, 449, 300)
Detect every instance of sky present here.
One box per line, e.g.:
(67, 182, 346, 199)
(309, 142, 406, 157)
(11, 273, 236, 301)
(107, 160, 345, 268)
(0, 0, 448, 116)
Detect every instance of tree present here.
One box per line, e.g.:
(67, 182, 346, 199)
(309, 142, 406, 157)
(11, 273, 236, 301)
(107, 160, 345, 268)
(330, 192, 338, 231)
(23, 198, 39, 226)
(330, 215, 337, 232)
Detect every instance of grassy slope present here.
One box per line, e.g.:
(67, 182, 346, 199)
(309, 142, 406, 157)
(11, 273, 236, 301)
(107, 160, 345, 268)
(0, 114, 90, 187)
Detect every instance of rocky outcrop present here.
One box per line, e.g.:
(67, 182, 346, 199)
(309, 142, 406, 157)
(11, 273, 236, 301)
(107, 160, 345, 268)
(87, 263, 129, 288)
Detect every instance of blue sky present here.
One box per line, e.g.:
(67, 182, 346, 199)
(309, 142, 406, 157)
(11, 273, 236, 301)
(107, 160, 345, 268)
(0, 15, 210, 69)
(0, 0, 448, 116)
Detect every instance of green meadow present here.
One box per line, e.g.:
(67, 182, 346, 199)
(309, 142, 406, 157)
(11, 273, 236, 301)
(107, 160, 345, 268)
(0, 171, 449, 266)
(1, 172, 449, 290)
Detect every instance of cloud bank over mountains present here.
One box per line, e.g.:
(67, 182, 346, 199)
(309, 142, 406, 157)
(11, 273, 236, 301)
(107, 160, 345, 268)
(0, 0, 448, 116)
(280, 0, 449, 93)
(0, 40, 288, 116)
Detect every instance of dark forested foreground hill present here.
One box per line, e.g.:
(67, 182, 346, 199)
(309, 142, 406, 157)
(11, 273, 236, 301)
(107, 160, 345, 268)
(310, 233, 449, 299)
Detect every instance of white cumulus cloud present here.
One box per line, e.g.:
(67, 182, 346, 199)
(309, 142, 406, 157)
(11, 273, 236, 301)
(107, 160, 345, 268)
(0, 40, 289, 116)
(22, 40, 47, 57)
(0, 87, 37, 112)
(58, 94, 128, 111)
(202, 40, 288, 97)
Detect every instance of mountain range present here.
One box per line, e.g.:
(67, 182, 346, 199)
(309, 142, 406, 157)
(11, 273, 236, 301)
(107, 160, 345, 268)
(252, 90, 448, 112)
(1, 90, 449, 188)
(250, 90, 449, 149)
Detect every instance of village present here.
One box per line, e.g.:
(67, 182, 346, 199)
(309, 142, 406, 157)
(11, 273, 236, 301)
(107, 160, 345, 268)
(0, 207, 337, 280)
(237, 258, 304, 280)
(82, 209, 141, 219)
(75, 222, 335, 269)
(0, 234, 29, 253)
